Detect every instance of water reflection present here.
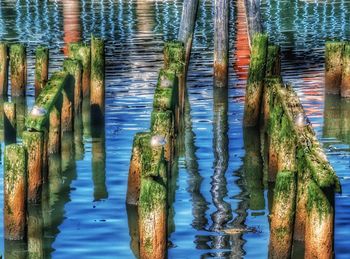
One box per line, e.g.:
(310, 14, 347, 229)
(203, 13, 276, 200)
(63, 0, 81, 55)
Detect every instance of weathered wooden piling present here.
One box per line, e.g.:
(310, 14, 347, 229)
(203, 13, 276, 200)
(68, 43, 91, 98)
(243, 33, 268, 127)
(63, 58, 83, 115)
(325, 41, 344, 95)
(341, 44, 350, 98)
(13, 96, 26, 138)
(23, 131, 44, 204)
(265, 45, 281, 77)
(139, 178, 167, 259)
(269, 171, 296, 259)
(4, 144, 27, 240)
(127, 204, 140, 258)
(305, 180, 333, 259)
(214, 0, 229, 88)
(0, 43, 9, 96)
(35, 46, 49, 98)
(48, 106, 61, 155)
(4, 102, 16, 145)
(61, 74, 74, 132)
(10, 44, 26, 97)
(91, 36, 105, 125)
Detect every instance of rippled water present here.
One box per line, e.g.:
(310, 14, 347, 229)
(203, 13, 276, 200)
(0, 0, 349, 258)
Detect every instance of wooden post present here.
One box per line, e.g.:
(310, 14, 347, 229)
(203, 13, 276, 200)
(4, 144, 27, 240)
(178, 0, 199, 69)
(269, 171, 296, 259)
(127, 204, 140, 258)
(325, 41, 344, 95)
(13, 96, 26, 138)
(23, 131, 44, 204)
(243, 33, 268, 127)
(48, 106, 61, 155)
(68, 43, 91, 98)
(91, 36, 105, 125)
(63, 58, 83, 115)
(35, 46, 49, 98)
(10, 44, 26, 97)
(305, 180, 333, 259)
(214, 0, 229, 88)
(4, 102, 16, 145)
(0, 42, 9, 96)
(293, 169, 308, 242)
(61, 74, 74, 132)
(341, 43, 350, 97)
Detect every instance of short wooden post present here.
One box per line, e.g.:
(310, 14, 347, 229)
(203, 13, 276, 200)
(243, 33, 268, 127)
(0, 42, 9, 96)
(61, 74, 74, 132)
(269, 171, 296, 259)
(3, 102, 16, 145)
(23, 131, 44, 204)
(139, 178, 167, 259)
(214, 0, 229, 88)
(325, 41, 344, 95)
(35, 46, 49, 98)
(4, 144, 27, 240)
(68, 43, 91, 98)
(48, 106, 61, 155)
(10, 44, 27, 96)
(305, 180, 333, 259)
(63, 58, 83, 115)
(13, 96, 26, 137)
(91, 36, 105, 125)
(341, 43, 350, 97)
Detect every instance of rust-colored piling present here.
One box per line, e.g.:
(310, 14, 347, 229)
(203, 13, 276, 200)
(35, 46, 49, 98)
(48, 106, 61, 155)
(4, 144, 27, 240)
(304, 181, 334, 259)
(91, 36, 105, 125)
(4, 102, 16, 145)
(23, 131, 44, 204)
(0, 42, 9, 96)
(68, 43, 91, 98)
(293, 170, 308, 242)
(10, 44, 27, 97)
(214, 0, 229, 88)
(269, 171, 296, 259)
(61, 74, 74, 132)
(341, 44, 350, 97)
(325, 41, 344, 95)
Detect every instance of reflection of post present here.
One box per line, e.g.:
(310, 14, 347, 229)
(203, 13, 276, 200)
(12, 96, 26, 138)
(91, 124, 108, 201)
(136, 0, 155, 34)
(243, 126, 265, 211)
(323, 94, 341, 139)
(340, 98, 350, 143)
(5, 240, 27, 259)
(126, 204, 140, 258)
(28, 204, 44, 259)
(63, 0, 81, 56)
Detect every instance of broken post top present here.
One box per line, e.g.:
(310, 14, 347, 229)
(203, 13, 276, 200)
(26, 71, 70, 131)
(63, 58, 83, 74)
(35, 45, 49, 58)
(68, 42, 91, 69)
(164, 41, 185, 74)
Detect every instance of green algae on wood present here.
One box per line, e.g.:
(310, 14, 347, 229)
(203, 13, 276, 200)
(68, 42, 91, 97)
(23, 131, 44, 204)
(61, 72, 75, 132)
(0, 42, 9, 96)
(10, 44, 27, 96)
(153, 87, 177, 113)
(325, 41, 344, 95)
(243, 33, 268, 127)
(91, 36, 105, 125)
(163, 41, 185, 74)
(265, 45, 281, 77)
(157, 68, 178, 89)
(4, 144, 27, 240)
(34, 46, 49, 98)
(26, 71, 69, 131)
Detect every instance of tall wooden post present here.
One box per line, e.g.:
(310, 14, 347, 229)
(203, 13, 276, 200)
(35, 46, 49, 98)
(10, 44, 27, 96)
(0, 43, 9, 96)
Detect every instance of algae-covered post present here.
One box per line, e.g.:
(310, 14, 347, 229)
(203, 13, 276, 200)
(269, 171, 296, 259)
(243, 33, 268, 127)
(4, 102, 16, 145)
(178, 0, 199, 69)
(0, 42, 9, 96)
(48, 106, 61, 155)
(68, 43, 91, 98)
(35, 46, 49, 98)
(61, 73, 74, 132)
(91, 36, 105, 125)
(214, 0, 229, 88)
(63, 58, 83, 115)
(305, 180, 333, 259)
(325, 41, 344, 95)
(4, 144, 27, 240)
(341, 43, 350, 97)
(23, 131, 44, 204)
(10, 44, 27, 96)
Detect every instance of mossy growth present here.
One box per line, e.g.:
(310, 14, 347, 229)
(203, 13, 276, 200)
(265, 45, 280, 77)
(4, 144, 27, 193)
(9, 44, 26, 72)
(325, 41, 344, 72)
(35, 46, 49, 81)
(157, 68, 177, 89)
(68, 42, 91, 70)
(342, 43, 350, 76)
(306, 179, 332, 220)
(163, 40, 185, 74)
(22, 131, 43, 150)
(153, 87, 176, 113)
(91, 35, 105, 81)
(139, 177, 166, 215)
(0, 42, 8, 73)
(26, 71, 69, 131)
(274, 171, 296, 201)
(150, 110, 173, 135)
(248, 33, 268, 85)
(63, 58, 82, 76)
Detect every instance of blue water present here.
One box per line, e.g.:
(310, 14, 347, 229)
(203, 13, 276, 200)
(0, 0, 348, 258)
